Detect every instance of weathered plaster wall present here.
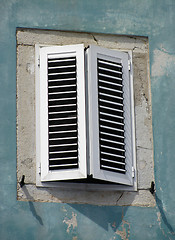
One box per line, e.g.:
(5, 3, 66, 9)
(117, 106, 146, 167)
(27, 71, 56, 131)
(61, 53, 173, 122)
(1, 0, 175, 239)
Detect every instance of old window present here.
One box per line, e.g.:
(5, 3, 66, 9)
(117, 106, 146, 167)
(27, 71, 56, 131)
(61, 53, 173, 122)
(17, 29, 155, 206)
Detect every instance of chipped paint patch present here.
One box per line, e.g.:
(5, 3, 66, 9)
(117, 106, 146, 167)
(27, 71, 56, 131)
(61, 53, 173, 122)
(152, 48, 175, 77)
(63, 212, 77, 233)
(116, 220, 130, 240)
(157, 212, 161, 222)
(156, 211, 166, 237)
(72, 237, 77, 240)
(61, 206, 67, 212)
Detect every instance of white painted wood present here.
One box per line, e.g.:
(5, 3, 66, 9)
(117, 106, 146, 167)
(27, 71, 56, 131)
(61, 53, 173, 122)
(36, 43, 136, 189)
(87, 45, 136, 186)
(36, 44, 87, 182)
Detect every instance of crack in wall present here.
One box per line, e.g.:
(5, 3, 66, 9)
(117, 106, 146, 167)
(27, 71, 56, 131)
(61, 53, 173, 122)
(116, 193, 124, 204)
(91, 34, 98, 44)
(137, 146, 152, 150)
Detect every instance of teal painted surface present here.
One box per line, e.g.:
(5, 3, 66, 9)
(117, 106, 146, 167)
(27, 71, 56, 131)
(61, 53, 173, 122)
(0, 0, 175, 239)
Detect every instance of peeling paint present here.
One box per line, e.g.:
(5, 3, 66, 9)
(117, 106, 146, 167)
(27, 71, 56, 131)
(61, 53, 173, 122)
(72, 237, 77, 240)
(152, 48, 175, 78)
(63, 212, 77, 233)
(116, 220, 130, 240)
(157, 211, 166, 237)
(61, 206, 67, 212)
(157, 212, 161, 222)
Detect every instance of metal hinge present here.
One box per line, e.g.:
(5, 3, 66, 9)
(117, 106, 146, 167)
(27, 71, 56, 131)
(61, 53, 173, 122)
(128, 59, 131, 71)
(38, 57, 40, 67)
(132, 167, 135, 178)
(39, 163, 41, 174)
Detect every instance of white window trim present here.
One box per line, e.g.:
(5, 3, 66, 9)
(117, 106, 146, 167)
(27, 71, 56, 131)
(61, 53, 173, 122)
(35, 44, 137, 191)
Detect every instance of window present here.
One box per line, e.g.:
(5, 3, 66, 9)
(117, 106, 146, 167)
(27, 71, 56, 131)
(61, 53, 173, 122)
(17, 29, 155, 206)
(36, 44, 136, 188)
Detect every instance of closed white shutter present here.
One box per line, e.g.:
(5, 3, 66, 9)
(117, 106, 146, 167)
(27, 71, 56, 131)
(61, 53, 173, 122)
(87, 45, 135, 186)
(37, 44, 87, 181)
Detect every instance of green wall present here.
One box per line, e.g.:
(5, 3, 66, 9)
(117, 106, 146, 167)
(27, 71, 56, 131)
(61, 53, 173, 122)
(0, 0, 175, 239)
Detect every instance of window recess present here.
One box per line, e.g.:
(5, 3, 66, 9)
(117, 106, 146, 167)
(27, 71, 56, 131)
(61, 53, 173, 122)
(36, 44, 136, 189)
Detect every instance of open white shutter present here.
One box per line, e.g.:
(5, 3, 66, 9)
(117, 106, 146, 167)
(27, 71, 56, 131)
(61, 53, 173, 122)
(37, 44, 87, 181)
(87, 45, 135, 186)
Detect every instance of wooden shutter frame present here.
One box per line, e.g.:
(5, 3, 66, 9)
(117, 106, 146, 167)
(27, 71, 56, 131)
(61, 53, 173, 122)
(87, 45, 136, 186)
(36, 44, 87, 182)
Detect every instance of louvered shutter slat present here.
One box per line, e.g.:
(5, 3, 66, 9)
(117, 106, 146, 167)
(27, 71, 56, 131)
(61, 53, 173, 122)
(48, 56, 78, 171)
(98, 58, 126, 174)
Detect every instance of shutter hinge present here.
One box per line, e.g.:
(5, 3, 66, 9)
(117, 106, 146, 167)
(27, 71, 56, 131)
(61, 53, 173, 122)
(132, 167, 135, 178)
(128, 59, 131, 71)
(38, 57, 40, 67)
(39, 163, 41, 174)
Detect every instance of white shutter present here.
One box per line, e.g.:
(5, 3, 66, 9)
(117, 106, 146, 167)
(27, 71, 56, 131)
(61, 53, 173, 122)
(37, 44, 87, 181)
(87, 45, 135, 186)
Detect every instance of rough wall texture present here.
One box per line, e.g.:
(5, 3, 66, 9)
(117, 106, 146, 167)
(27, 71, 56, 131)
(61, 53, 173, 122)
(1, 0, 175, 239)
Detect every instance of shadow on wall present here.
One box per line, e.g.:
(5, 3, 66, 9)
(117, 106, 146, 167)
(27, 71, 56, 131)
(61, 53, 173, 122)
(21, 186, 44, 226)
(155, 193, 175, 235)
(68, 203, 129, 232)
(20, 180, 174, 236)
(68, 192, 175, 236)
